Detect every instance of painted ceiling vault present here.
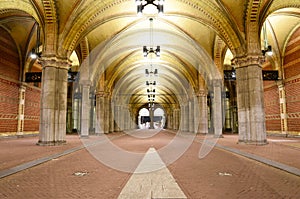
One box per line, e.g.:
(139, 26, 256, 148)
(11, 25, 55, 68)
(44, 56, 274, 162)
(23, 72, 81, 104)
(0, 0, 300, 111)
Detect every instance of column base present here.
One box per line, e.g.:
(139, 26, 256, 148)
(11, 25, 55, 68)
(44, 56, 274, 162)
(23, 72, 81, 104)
(37, 140, 66, 146)
(80, 135, 89, 139)
(214, 134, 224, 138)
(238, 140, 268, 145)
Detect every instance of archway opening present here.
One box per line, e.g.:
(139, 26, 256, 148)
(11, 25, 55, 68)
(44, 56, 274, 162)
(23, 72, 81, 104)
(138, 108, 150, 129)
(154, 107, 165, 129)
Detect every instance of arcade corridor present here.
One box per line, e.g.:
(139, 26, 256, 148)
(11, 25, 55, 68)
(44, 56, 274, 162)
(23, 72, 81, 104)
(1, 0, 300, 198)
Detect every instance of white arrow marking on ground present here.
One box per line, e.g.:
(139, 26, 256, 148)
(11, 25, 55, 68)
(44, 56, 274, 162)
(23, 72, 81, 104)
(118, 147, 187, 199)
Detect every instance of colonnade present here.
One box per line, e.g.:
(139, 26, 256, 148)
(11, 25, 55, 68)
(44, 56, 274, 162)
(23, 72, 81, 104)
(37, 55, 267, 145)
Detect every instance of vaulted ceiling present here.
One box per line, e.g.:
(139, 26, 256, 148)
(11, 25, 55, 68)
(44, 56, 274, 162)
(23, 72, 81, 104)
(0, 0, 300, 112)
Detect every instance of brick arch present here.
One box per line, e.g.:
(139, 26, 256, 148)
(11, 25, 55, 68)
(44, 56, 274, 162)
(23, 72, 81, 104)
(41, 0, 57, 24)
(282, 26, 300, 132)
(243, 0, 265, 55)
(40, 0, 59, 55)
(213, 36, 227, 73)
(283, 26, 300, 79)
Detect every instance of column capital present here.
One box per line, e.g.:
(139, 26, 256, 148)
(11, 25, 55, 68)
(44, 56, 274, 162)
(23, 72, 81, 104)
(40, 56, 71, 70)
(196, 89, 207, 97)
(212, 79, 223, 87)
(80, 80, 92, 86)
(232, 55, 265, 69)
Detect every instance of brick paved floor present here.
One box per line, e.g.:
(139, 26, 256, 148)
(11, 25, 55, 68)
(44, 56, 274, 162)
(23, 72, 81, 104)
(0, 131, 299, 198)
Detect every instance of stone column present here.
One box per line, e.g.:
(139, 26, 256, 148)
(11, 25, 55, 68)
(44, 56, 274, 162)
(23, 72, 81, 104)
(131, 108, 138, 129)
(189, 100, 194, 133)
(177, 109, 180, 130)
(80, 82, 91, 137)
(168, 110, 173, 130)
(72, 87, 81, 132)
(38, 57, 69, 145)
(109, 99, 114, 133)
(180, 104, 189, 132)
(149, 106, 154, 129)
(195, 90, 208, 134)
(212, 80, 223, 138)
(180, 106, 184, 131)
(95, 92, 110, 134)
(16, 83, 26, 137)
(104, 94, 110, 133)
(89, 90, 96, 134)
(114, 105, 121, 132)
(233, 56, 267, 144)
(173, 108, 179, 130)
(120, 106, 125, 130)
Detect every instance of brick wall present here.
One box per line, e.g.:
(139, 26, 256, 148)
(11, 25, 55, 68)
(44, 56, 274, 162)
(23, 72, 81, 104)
(24, 86, 40, 131)
(0, 78, 19, 132)
(0, 27, 20, 134)
(263, 60, 281, 132)
(284, 27, 300, 133)
(0, 27, 41, 135)
(264, 83, 281, 131)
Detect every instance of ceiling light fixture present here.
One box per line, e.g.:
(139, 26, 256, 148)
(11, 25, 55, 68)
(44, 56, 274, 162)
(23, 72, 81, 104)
(262, 45, 272, 56)
(146, 81, 156, 86)
(145, 68, 158, 76)
(136, 0, 164, 15)
(143, 46, 160, 57)
(143, 18, 160, 57)
(30, 23, 42, 59)
(261, 20, 273, 56)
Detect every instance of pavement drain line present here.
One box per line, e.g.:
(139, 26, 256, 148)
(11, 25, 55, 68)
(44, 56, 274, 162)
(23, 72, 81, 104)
(1, 132, 299, 178)
(196, 139, 300, 177)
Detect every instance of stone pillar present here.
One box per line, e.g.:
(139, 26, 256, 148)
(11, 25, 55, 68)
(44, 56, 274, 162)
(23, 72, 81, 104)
(195, 90, 208, 134)
(38, 57, 69, 145)
(120, 106, 125, 130)
(177, 109, 180, 130)
(104, 94, 110, 133)
(131, 108, 138, 129)
(180, 104, 189, 132)
(212, 80, 223, 138)
(109, 99, 114, 133)
(233, 56, 267, 144)
(180, 106, 183, 131)
(89, 90, 96, 134)
(189, 100, 194, 133)
(16, 83, 26, 137)
(224, 92, 231, 131)
(173, 108, 179, 130)
(114, 105, 121, 132)
(80, 82, 91, 137)
(168, 110, 173, 130)
(149, 106, 154, 129)
(95, 92, 110, 134)
(72, 88, 81, 133)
